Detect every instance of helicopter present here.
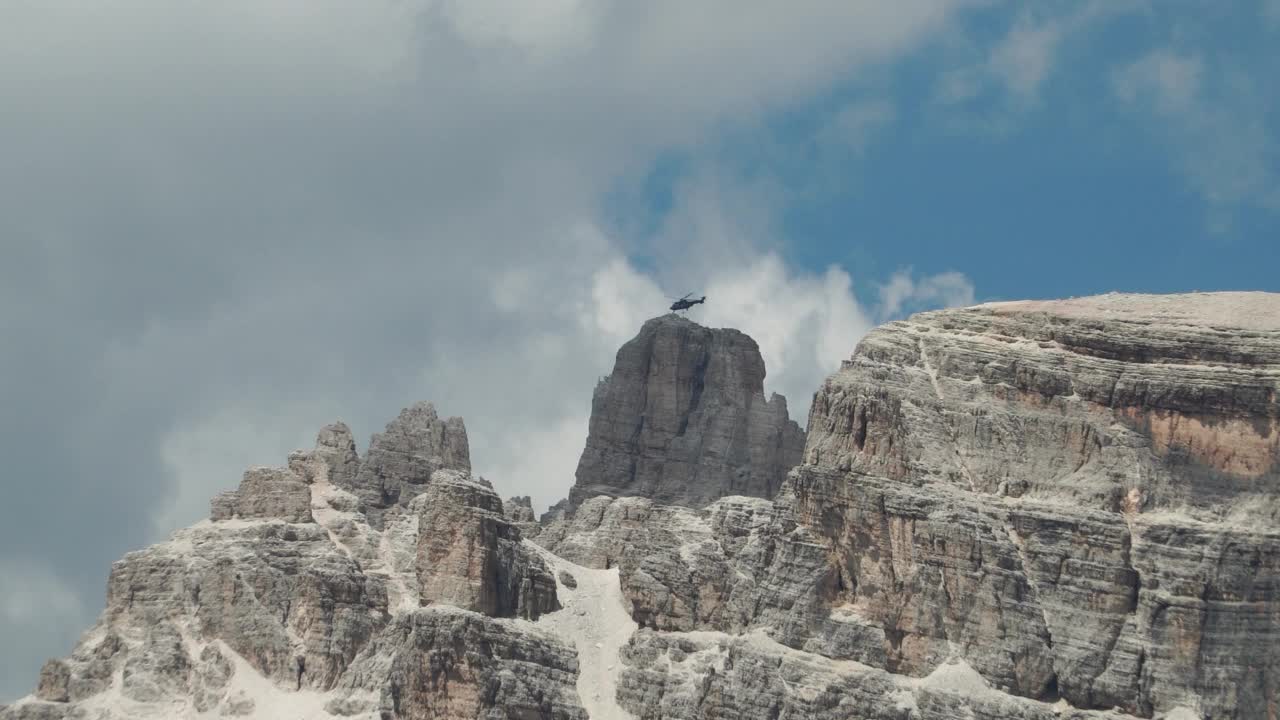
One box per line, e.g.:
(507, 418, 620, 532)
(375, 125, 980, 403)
(668, 292, 706, 312)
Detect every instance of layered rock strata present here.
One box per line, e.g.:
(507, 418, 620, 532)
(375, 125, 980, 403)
(568, 313, 805, 510)
(342, 402, 471, 526)
(8, 293, 1278, 720)
(417, 472, 559, 620)
(794, 292, 1280, 717)
(3, 404, 577, 720)
(545, 293, 1280, 720)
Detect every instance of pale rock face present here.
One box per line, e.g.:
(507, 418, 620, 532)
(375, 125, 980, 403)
(568, 313, 805, 510)
(540, 494, 796, 634)
(7, 294, 1278, 720)
(548, 294, 1280, 720)
(618, 629, 1130, 720)
(505, 495, 542, 538)
(416, 472, 560, 620)
(325, 609, 587, 720)
(790, 292, 1280, 718)
(4, 403, 582, 720)
(344, 401, 471, 527)
(210, 467, 313, 523)
(288, 422, 360, 487)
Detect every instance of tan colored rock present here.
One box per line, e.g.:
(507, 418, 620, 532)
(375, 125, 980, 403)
(416, 472, 559, 620)
(793, 292, 1280, 717)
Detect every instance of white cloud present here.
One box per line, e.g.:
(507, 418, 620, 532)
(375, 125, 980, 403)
(0, 0, 985, 699)
(877, 269, 977, 320)
(1111, 50, 1203, 113)
(988, 20, 1062, 100)
(937, 1, 1145, 110)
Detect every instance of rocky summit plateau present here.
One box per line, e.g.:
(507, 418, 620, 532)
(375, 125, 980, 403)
(4, 293, 1279, 720)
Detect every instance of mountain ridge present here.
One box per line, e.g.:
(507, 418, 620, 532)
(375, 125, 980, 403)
(5, 292, 1278, 719)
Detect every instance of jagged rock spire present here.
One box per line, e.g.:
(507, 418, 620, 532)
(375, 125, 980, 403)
(342, 401, 470, 525)
(568, 313, 805, 510)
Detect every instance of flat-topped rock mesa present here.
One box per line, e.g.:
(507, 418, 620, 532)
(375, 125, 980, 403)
(792, 291, 1280, 717)
(568, 313, 806, 511)
(806, 291, 1280, 517)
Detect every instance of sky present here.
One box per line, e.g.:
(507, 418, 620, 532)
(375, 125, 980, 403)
(2, 0, 1278, 701)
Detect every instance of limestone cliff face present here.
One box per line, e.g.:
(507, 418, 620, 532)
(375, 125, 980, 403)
(343, 402, 471, 527)
(544, 292, 1280, 720)
(7, 293, 1278, 720)
(416, 472, 559, 621)
(789, 293, 1280, 717)
(2, 404, 576, 720)
(568, 313, 806, 510)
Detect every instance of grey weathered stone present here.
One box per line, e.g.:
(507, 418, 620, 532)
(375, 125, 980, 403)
(788, 293, 1280, 718)
(344, 401, 470, 525)
(105, 521, 388, 692)
(34, 661, 69, 703)
(505, 495, 542, 538)
(417, 472, 560, 620)
(10, 294, 1279, 720)
(560, 293, 1280, 720)
(210, 467, 313, 523)
(540, 497, 570, 524)
(288, 421, 360, 487)
(0, 703, 88, 720)
(618, 629, 1136, 720)
(568, 314, 805, 510)
(326, 609, 588, 720)
(192, 645, 234, 713)
(120, 620, 191, 702)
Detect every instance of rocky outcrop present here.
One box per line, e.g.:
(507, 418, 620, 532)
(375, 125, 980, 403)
(326, 609, 586, 720)
(342, 401, 470, 526)
(540, 494, 805, 635)
(568, 313, 805, 510)
(3, 403, 574, 720)
(788, 293, 1280, 718)
(288, 421, 360, 487)
(105, 521, 389, 691)
(540, 498, 570, 524)
(416, 472, 559, 620)
(550, 293, 1280, 720)
(505, 495, 542, 538)
(618, 629, 1132, 720)
(8, 293, 1279, 720)
(210, 467, 313, 523)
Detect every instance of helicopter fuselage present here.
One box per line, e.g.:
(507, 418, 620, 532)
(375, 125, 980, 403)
(669, 296, 706, 311)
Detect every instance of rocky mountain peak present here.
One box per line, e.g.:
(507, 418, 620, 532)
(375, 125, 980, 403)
(342, 401, 471, 526)
(6, 294, 1279, 720)
(806, 291, 1280, 520)
(567, 313, 806, 510)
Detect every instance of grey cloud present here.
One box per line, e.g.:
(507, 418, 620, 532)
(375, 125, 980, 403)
(0, 0, 978, 700)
